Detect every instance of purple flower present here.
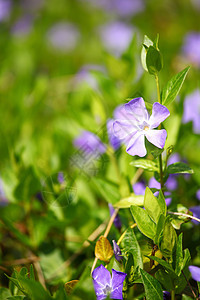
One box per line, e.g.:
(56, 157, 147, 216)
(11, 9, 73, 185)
(149, 177, 172, 206)
(167, 153, 181, 166)
(92, 264, 127, 300)
(98, 21, 134, 56)
(0, 178, 8, 206)
(11, 16, 33, 37)
(46, 22, 80, 53)
(189, 265, 200, 281)
(0, 0, 11, 22)
(132, 181, 146, 195)
(58, 172, 65, 184)
(108, 204, 122, 230)
(113, 98, 170, 157)
(107, 119, 121, 151)
(196, 189, 200, 201)
(163, 291, 171, 300)
(182, 32, 200, 67)
(73, 130, 106, 158)
(112, 240, 122, 262)
(110, 0, 144, 17)
(182, 89, 200, 134)
(189, 206, 200, 225)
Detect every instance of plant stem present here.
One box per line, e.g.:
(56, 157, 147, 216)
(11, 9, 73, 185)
(171, 290, 175, 300)
(168, 211, 200, 223)
(155, 73, 164, 190)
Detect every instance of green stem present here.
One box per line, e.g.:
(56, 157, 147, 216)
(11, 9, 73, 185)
(171, 290, 175, 300)
(155, 74, 164, 190)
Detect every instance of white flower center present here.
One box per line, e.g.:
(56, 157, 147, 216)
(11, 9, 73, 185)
(103, 284, 112, 295)
(143, 125, 149, 131)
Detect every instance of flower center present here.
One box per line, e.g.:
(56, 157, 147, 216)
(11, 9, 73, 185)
(143, 125, 149, 131)
(103, 284, 112, 295)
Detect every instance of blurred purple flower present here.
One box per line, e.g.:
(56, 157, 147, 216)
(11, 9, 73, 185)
(132, 181, 146, 195)
(149, 177, 172, 206)
(0, 0, 11, 22)
(20, 0, 44, 12)
(167, 153, 181, 166)
(73, 130, 106, 158)
(92, 264, 127, 300)
(189, 265, 200, 281)
(58, 172, 65, 184)
(182, 32, 200, 67)
(46, 22, 80, 52)
(163, 291, 171, 300)
(0, 178, 8, 206)
(182, 89, 200, 134)
(108, 204, 122, 230)
(98, 21, 134, 56)
(189, 206, 200, 225)
(196, 189, 200, 201)
(112, 240, 122, 262)
(113, 98, 170, 157)
(11, 16, 33, 37)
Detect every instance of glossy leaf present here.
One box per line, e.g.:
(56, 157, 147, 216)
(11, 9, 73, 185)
(123, 227, 143, 268)
(114, 194, 144, 208)
(130, 205, 156, 240)
(167, 162, 194, 174)
(140, 268, 163, 300)
(95, 236, 113, 262)
(174, 233, 183, 276)
(146, 46, 163, 75)
(144, 187, 166, 224)
(160, 217, 177, 258)
(154, 214, 165, 245)
(130, 159, 159, 172)
(141, 35, 154, 72)
(162, 66, 190, 106)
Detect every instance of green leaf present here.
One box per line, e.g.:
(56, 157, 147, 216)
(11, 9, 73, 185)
(130, 205, 156, 240)
(162, 66, 190, 106)
(146, 256, 176, 275)
(175, 248, 191, 294)
(144, 187, 166, 224)
(92, 178, 120, 204)
(146, 46, 163, 75)
(154, 214, 165, 245)
(151, 148, 164, 159)
(29, 265, 35, 281)
(123, 228, 143, 268)
(141, 35, 153, 72)
(167, 162, 194, 174)
(130, 159, 159, 172)
(159, 217, 177, 258)
(174, 233, 183, 276)
(114, 194, 144, 208)
(158, 190, 167, 217)
(155, 268, 175, 291)
(140, 268, 163, 300)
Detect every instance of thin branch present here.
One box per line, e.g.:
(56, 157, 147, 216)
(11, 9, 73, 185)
(3, 256, 39, 266)
(168, 211, 200, 223)
(181, 270, 197, 299)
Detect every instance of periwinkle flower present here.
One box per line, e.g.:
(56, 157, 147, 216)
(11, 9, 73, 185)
(58, 172, 65, 184)
(132, 181, 146, 195)
(112, 240, 122, 262)
(189, 206, 200, 225)
(108, 204, 122, 230)
(182, 32, 200, 67)
(189, 265, 200, 281)
(196, 189, 200, 201)
(113, 98, 170, 157)
(182, 89, 200, 134)
(92, 264, 127, 300)
(11, 16, 33, 37)
(46, 22, 80, 53)
(0, 0, 11, 22)
(163, 291, 171, 300)
(98, 21, 134, 56)
(73, 130, 106, 158)
(107, 119, 121, 151)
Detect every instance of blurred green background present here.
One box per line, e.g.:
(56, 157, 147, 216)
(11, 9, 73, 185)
(0, 0, 200, 298)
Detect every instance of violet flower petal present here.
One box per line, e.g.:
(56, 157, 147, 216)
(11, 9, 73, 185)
(145, 129, 167, 149)
(165, 175, 178, 191)
(111, 269, 127, 299)
(107, 119, 121, 150)
(189, 206, 200, 225)
(108, 204, 122, 230)
(149, 102, 170, 129)
(126, 132, 146, 157)
(113, 119, 137, 140)
(124, 97, 149, 122)
(112, 240, 122, 262)
(196, 189, 200, 201)
(132, 181, 146, 195)
(189, 265, 200, 281)
(92, 265, 112, 299)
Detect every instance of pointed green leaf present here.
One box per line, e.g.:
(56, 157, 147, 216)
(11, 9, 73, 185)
(140, 268, 163, 300)
(146, 46, 163, 75)
(154, 214, 165, 245)
(160, 217, 177, 258)
(174, 233, 183, 276)
(123, 228, 143, 268)
(167, 162, 194, 174)
(130, 205, 156, 240)
(114, 194, 144, 208)
(144, 187, 165, 224)
(162, 67, 190, 106)
(158, 190, 167, 217)
(141, 35, 154, 72)
(130, 159, 159, 172)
